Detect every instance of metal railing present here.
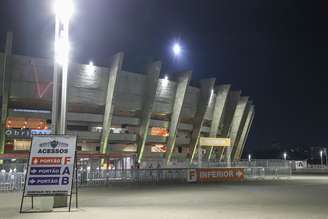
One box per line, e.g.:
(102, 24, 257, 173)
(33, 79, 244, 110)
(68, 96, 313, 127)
(0, 171, 25, 192)
(0, 158, 292, 192)
(0, 166, 291, 192)
(244, 167, 291, 180)
(78, 168, 189, 186)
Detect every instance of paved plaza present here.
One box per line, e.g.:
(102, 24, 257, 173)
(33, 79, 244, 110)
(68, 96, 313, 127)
(1, 176, 328, 219)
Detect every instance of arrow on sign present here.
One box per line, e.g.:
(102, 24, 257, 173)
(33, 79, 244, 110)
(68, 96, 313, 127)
(29, 178, 36, 184)
(31, 168, 37, 174)
(236, 170, 243, 177)
(32, 158, 39, 165)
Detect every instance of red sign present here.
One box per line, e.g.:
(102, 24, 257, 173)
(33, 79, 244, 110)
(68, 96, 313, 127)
(31, 157, 62, 165)
(197, 168, 244, 182)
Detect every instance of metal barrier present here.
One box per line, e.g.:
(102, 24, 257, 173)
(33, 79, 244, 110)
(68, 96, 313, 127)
(0, 158, 292, 192)
(0, 167, 292, 192)
(77, 168, 189, 186)
(244, 167, 291, 180)
(0, 171, 25, 192)
(200, 160, 290, 168)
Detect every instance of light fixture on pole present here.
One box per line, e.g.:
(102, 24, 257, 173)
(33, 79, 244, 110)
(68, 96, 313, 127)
(283, 152, 287, 160)
(248, 154, 251, 162)
(172, 42, 182, 57)
(320, 150, 323, 168)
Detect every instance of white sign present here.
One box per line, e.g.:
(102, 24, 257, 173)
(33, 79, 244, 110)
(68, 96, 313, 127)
(25, 135, 77, 195)
(187, 169, 197, 182)
(295, 161, 307, 169)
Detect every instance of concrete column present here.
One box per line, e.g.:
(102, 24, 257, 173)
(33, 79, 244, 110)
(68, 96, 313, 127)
(100, 52, 124, 154)
(231, 101, 252, 160)
(166, 71, 192, 163)
(217, 90, 241, 161)
(0, 32, 13, 155)
(137, 61, 161, 163)
(225, 96, 249, 166)
(189, 78, 216, 164)
(207, 84, 231, 161)
(236, 107, 255, 160)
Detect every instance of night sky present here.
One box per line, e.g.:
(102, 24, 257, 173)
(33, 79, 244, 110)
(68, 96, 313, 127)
(1, 0, 328, 157)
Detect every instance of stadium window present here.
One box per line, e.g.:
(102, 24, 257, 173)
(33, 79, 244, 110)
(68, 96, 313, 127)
(150, 127, 169, 136)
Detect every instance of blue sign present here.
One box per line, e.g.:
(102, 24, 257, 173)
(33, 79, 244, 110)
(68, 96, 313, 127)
(31, 129, 52, 135)
(30, 167, 61, 175)
(28, 177, 60, 185)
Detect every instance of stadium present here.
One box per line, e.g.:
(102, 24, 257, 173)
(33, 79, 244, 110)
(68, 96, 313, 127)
(0, 32, 254, 169)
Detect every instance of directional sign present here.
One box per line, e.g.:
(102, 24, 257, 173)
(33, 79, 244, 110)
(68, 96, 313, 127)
(25, 135, 77, 195)
(29, 167, 61, 175)
(196, 168, 244, 182)
(28, 177, 60, 186)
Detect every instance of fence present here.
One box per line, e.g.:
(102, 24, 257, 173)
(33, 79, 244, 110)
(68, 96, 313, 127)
(0, 166, 291, 192)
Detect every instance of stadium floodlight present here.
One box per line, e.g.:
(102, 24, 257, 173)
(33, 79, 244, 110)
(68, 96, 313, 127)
(54, 0, 73, 66)
(54, 0, 74, 22)
(86, 61, 95, 75)
(172, 42, 182, 57)
(162, 75, 169, 87)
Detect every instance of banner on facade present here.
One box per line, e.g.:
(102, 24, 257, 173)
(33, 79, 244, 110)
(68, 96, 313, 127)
(199, 137, 231, 147)
(25, 135, 77, 196)
(151, 144, 167, 152)
(5, 128, 51, 139)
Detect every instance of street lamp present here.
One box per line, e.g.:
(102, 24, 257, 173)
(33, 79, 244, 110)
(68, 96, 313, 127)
(283, 152, 287, 160)
(248, 154, 251, 162)
(320, 150, 323, 168)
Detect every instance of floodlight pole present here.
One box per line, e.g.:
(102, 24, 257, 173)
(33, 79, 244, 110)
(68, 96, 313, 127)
(52, 0, 72, 208)
(51, 15, 60, 133)
(52, 0, 71, 135)
(325, 148, 327, 167)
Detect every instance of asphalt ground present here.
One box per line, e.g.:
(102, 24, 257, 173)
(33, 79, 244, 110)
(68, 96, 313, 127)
(1, 175, 328, 219)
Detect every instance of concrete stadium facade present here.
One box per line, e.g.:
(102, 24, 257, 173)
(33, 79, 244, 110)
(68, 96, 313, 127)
(0, 33, 254, 167)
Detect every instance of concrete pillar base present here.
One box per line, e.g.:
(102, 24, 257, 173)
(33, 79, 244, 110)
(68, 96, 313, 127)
(53, 196, 68, 208)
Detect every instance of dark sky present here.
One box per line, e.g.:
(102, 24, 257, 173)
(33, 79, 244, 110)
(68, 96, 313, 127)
(1, 0, 328, 154)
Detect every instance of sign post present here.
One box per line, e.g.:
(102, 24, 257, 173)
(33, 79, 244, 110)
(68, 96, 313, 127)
(20, 135, 78, 213)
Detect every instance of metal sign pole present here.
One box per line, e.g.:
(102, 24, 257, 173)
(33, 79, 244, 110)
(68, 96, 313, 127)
(19, 138, 33, 213)
(69, 151, 77, 212)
